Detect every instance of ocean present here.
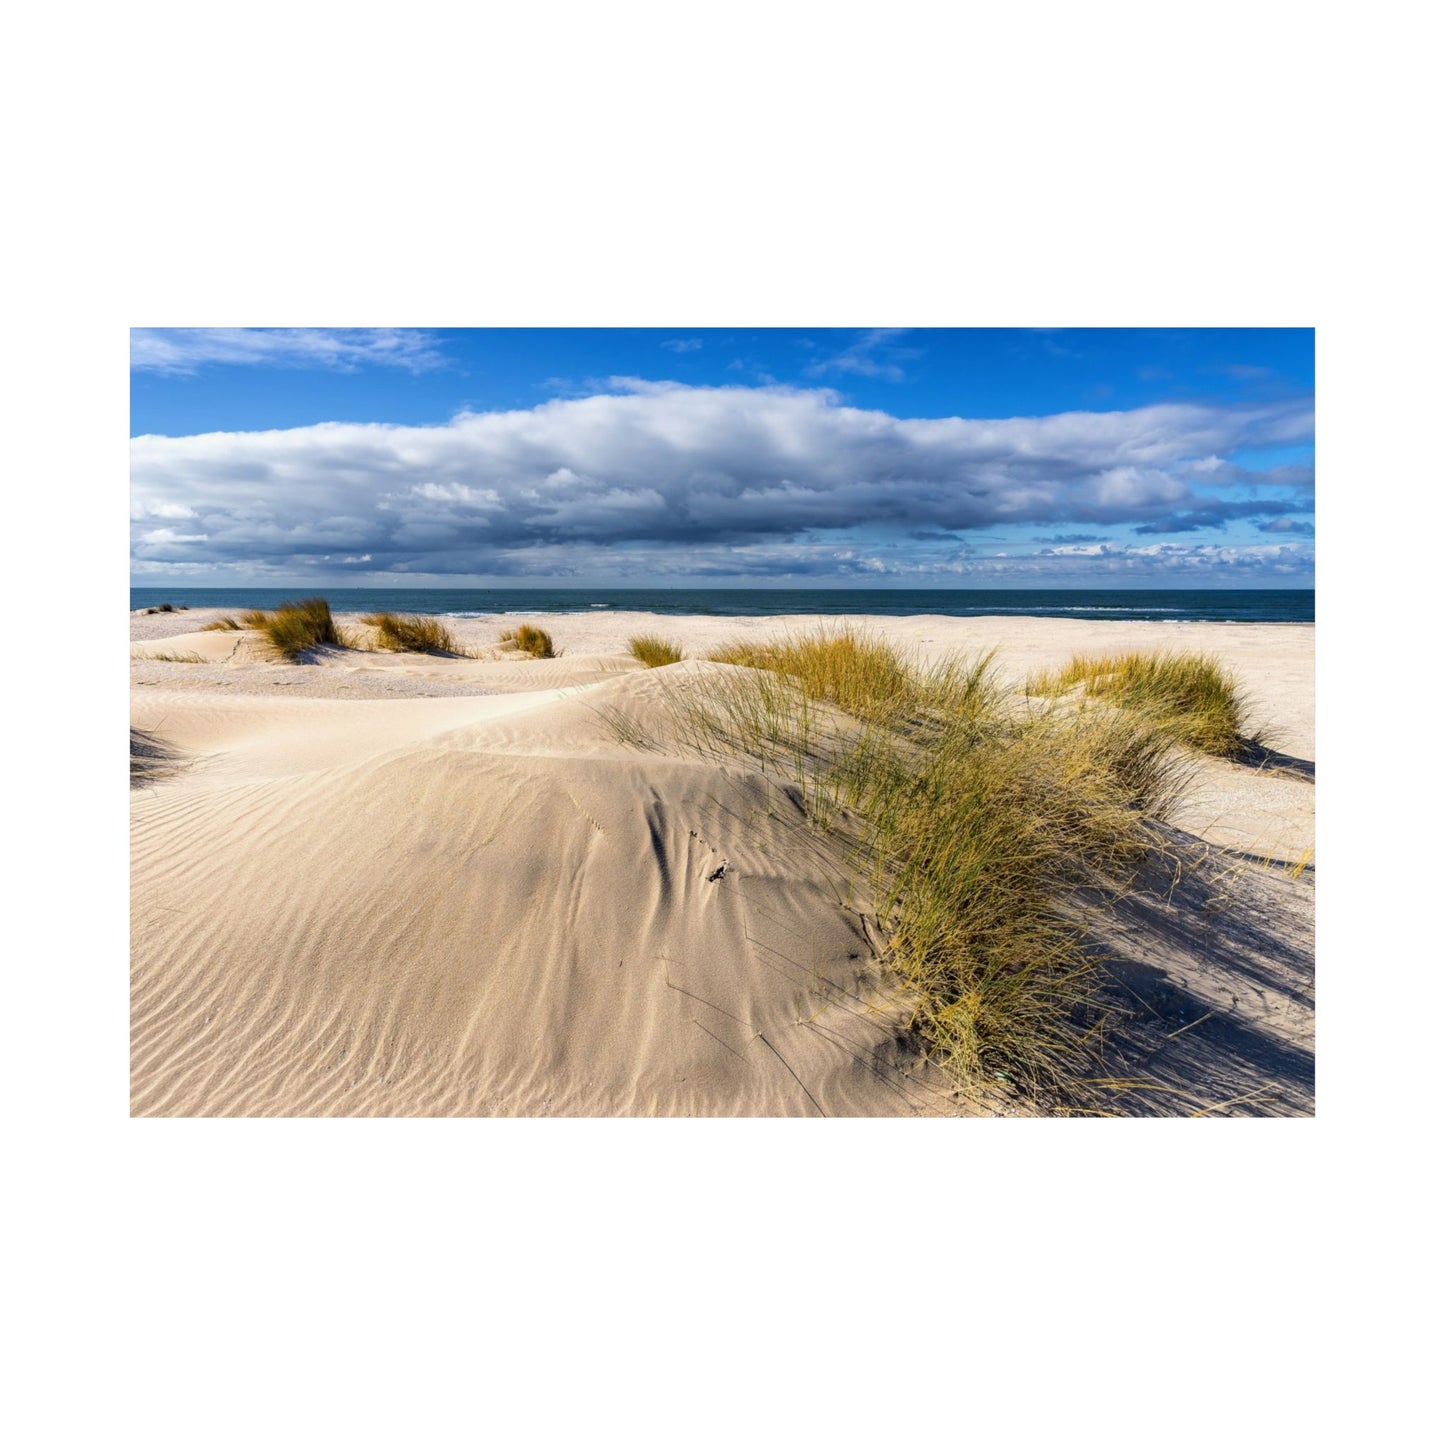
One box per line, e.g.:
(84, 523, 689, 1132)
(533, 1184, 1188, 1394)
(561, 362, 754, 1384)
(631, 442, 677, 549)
(129, 587, 1314, 624)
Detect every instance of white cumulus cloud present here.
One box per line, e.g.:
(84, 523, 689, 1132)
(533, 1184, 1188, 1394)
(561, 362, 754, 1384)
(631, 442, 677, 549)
(130, 381, 1314, 579)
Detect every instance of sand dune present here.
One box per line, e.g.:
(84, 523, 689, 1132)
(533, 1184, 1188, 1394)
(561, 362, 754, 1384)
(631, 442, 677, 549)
(131, 610, 1314, 1116)
(131, 627, 269, 664)
(133, 666, 947, 1116)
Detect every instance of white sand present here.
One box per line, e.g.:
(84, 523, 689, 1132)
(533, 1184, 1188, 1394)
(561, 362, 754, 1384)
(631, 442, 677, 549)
(131, 608, 1314, 1116)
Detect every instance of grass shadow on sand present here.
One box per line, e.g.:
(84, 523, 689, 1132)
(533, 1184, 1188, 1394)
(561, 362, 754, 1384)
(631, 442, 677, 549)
(131, 727, 184, 788)
(1078, 830, 1315, 1116)
(1236, 739, 1316, 781)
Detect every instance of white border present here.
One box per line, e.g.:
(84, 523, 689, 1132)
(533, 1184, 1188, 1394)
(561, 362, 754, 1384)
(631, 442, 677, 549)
(11, 2, 1417, 1437)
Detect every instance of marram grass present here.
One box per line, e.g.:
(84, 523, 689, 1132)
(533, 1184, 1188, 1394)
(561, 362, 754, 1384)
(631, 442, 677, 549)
(360, 611, 461, 655)
(709, 626, 1001, 731)
(1029, 650, 1252, 759)
(708, 627, 915, 722)
(613, 625, 1195, 1109)
(628, 634, 684, 668)
(240, 597, 341, 662)
(500, 624, 556, 659)
(841, 704, 1184, 1102)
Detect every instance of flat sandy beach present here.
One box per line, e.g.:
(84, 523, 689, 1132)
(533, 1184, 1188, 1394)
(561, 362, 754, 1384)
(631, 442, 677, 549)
(131, 608, 1314, 1117)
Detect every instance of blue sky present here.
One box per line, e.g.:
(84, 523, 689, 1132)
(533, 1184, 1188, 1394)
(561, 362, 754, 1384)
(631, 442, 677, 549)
(130, 327, 1314, 587)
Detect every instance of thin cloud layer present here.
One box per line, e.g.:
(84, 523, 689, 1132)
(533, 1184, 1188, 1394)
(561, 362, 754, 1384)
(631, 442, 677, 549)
(131, 328, 446, 376)
(130, 381, 1314, 579)
(805, 329, 921, 381)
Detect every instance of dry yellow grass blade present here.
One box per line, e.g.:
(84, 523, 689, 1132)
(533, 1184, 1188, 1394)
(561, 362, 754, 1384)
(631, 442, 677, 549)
(499, 624, 556, 658)
(628, 634, 684, 667)
(615, 625, 1188, 1109)
(360, 611, 461, 654)
(1029, 649, 1254, 759)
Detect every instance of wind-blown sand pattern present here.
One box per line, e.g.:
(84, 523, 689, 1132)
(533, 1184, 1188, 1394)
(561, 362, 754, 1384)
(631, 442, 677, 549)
(131, 609, 1314, 1116)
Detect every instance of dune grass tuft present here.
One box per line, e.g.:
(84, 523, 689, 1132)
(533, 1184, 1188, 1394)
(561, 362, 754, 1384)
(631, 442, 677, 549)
(879, 733, 1173, 1098)
(241, 597, 341, 661)
(706, 625, 999, 731)
(201, 616, 243, 631)
(628, 634, 684, 668)
(614, 625, 1193, 1107)
(1030, 650, 1252, 759)
(360, 611, 461, 655)
(148, 649, 206, 663)
(708, 627, 916, 722)
(500, 624, 556, 659)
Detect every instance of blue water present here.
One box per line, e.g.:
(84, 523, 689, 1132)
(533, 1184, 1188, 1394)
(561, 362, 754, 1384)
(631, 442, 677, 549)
(130, 587, 1314, 624)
